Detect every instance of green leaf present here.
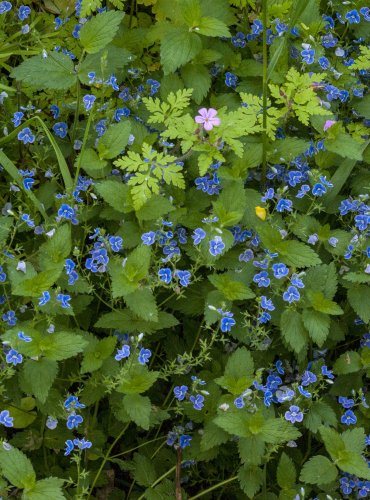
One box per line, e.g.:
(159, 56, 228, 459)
(348, 285, 370, 323)
(0, 447, 36, 489)
(97, 121, 132, 160)
(238, 436, 265, 466)
(215, 347, 254, 395)
(212, 180, 247, 226)
(181, 64, 211, 104)
(12, 268, 63, 297)
(307, 291, 343, 315)
(333, 351, 362, 375)
(302, 309, 330, 346)
(38, 224, 72, 271)
(277, 453, 296, 489)
(136, 195, 175, 221)
(208, 273, 254, 301)
(78, 45, 134, 85)
(304, 400, 337, 433)
(22, 359, 58, 404)
(342, 428, 366, 455)
(110, 246, 151, 298)
(299, 455, 337, 485)
(122, 394, 151, 430)
(304, 263, 338, 300)
(76, 148, 108, 179)
(95, 179, 132, 213)
(132, 454, 157, 487)
(325, 132, 364, 161)
(319, 426, 345, 462)
(23, 478, 65, 500)
(276, 240, 321, 268)
(260, 418, 301, 444)
(213, 410, 250, 437)
(11, 52, 76, 90)
(161, 28, 202, 74)
(238, 465, 263, 498)
(80, 11, 125, 54)
(42, 332, 88, 361)
(81, 337, 117, 374)
(200, 422, 230, 451)
(280, 310, 308, 354)
(197, 16, 231, 37)
(118, 365, 160, 394)
(124, 288, 159, 322)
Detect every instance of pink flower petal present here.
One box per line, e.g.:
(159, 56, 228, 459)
(195, 116, 205, 124)
(210, 117, 220, 127)
(323, 120, 336, 131)
(203, 121, 213, 131)
(207, 108, 218, 119)
(197, 108, 208, 119)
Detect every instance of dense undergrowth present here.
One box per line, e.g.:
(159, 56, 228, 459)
(0, 0, 369, 498)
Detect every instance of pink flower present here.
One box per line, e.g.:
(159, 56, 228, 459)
(323, 120, 336, 131)
(195, 108, 220, 131)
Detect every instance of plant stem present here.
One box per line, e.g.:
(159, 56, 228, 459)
(176, 447, 182, 500)
(188, 476, 238, 499)
(137, 465, 177, 500)
(261, 0, 268, 190)
(87, 423, 129, 498)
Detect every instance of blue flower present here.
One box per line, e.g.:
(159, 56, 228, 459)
(176, 270, 191, 287)
(0, 410, 13, 428)
(261, 296, 275, 311)
(114, 107, 130, 121)
(73, 438, 92, 450)
(298, 385, 312, 398)
(275, 360, 284, 374)
(6, 349, 23, 366)
(321, 365, 334, 379)
(141, 231, 156, 245)
(158, 268, 172, 284)
(66, 414, 83, 430)
(301, 49, 315, 64)
(18, 331, 32, 342)
(284, 405, 303, 423)
(345, 9, 360, 24)
(341, 409, 357, 425)
(340, 476, 355, 495)
(209, 236, 225, 256)
(52, 122, 68, 139)
(138, 348, 151, 365)
(253, 271, 270, 288)
(12, 111, 24, 127)
(147, 79, 160, 96)
(83, 94, 96, 112)
(179, 434, 192, 449)
(58, 204, 78, 224)
(360, 7, 370, 21)
(46, 416, 58, 429)
(64, 439, 75, 456)
(0, 266, 6, 282)
(264, 390, 273, 407)
(174, 385, 188, 401)
(338, 396, 354, 409)
(231, 32, 246, 48)
(318, 56, 330, 69)
(258, 312, 271, 323)
(17, 127, 35, 144)
(23, 177, 35, 190)
(291, 274, 305, 288)
(190, 394, 204, 410)
(312, 183, 327, 196)
(283, 286, 300, 303)
(108, 236, 123, 252)
(115, 344, 131, 361)
(276, 199, 293, 212)
(50, 104, 60, 119)
(225, 72, 238, 88)
(56, 293, 71, 308)
(354, 214, 369, 231)
(96, 119, 106, 137)
(192, 228, 206, 245)
(301, 370, 317, 386)
(2, 310, 17, 326)
(272, 263, 289, 279)
(276, 387, 295, 403)
(64, 396, 86, 410)
(220, 315, 236, 332)
(38, 291, 50, 306)
(0, 2, 12, 14)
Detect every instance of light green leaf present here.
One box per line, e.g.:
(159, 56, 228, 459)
(238, 465, 263, 498)
(22, 359, 58, 404)
(122, 394, 151, 430)
(260, 418, 301, 444)
(277, 240, 321, 268)
(160, 28, 202, 74)
(307, 291, 343, 315)
(304, 401, 337, 433)
(81, 337, 117, 374)
(110, 246, 151, 298)
(277, 453, 296, 489)
(208, 273, 255, 301)
(42, 332, 88, 361)
(23, 477, 65, 500)
(197, 17, 231, 37)
(80, 11, 125, 54)
(302, 309, 330, 347)
(348, 285, 370, 323)
(78, 45, 134, 84)
(333, 351, 362, 375)
(215, 347, 254, 395)
(299, 455, 337, 485)
(38, 224, 72, 271)
(135, 195, 175, 221)
(118, 365, 160, 394)
(181, 64, 211, 104)
(76, 148, 108, 179)
(200, 421, 230, 452)
(325, 133, 364, 161)
(95, 179, 132, 213)
(0, 447, 36, 489)
(97, 121, 132, 160)
(280, 310, 308, 354)
(125, 288, 159, 322)
(11, 52, 76, 90)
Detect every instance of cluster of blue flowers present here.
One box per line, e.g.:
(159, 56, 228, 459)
(174, 376, 208, 411)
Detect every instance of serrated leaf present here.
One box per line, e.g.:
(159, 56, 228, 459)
(78, 45, 134, 84)
(333, 351, 362, 375)
(23, 477, 65, 500)
(197, 16, 231, 37)
(277, 240, 321, 268)
(95, 179, 132, 213)
(280, 310, 308, 354)
(22, 359, 58, 404)
(118, 365, 160, 394)
(302, 309, 330, 347)
(125, 288, 159, 322)
(132, 453, 157, 487)
(77, 148, 108, 179)
(42, 332, 88, 361)
(348, 285, 370, 323)
(299, 455, 337, 485)
(11, 52, 76, 90)
(0, 447, 35, 489)
(97, 121, 131, 160)
(277, 453, 296, 489)
(122, 394, 151, 430)
(307, 291, 343, 315)
(238, 465, 263, 498)
(80, 11, 125, 54)
(208, 273, 254, 301)
(215, 347, 254, 395)
(38, 224, 72, 271)
(181, 64, 211, 104)
(200, 421, 230, 451)
(260, 418, 301, 444)
(304, 400, 337, 433)
(81, 337, 117, 374)
(161, 28, 202, 74)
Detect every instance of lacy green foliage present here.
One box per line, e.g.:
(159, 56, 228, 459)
(0, 0, 369, 499)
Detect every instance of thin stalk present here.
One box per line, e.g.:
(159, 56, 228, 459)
(188, 476, 238, 499)
(137, 466, 177, 500)
(73, 110, 94, 190)
(261, 0, 268, 189)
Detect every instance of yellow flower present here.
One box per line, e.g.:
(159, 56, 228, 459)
(255, 206, 267, 221)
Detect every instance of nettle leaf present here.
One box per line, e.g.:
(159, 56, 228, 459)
(348, 285, 370, 323)
(41, 332, 88, 361)
(122, 394, 151, 430)
(124, 288, 159, 322)
(238, 465, 263, 498)
(11, 52, 77, 90)
(0, 447, 36, 489)
(110, 246, 151, 297)
(132, 453, 156, 487)
(80, 11, 125, 54)
(12, 268, 62, 297)
(78, 45, 134, 84)
(97, 121, 132, 160)
(280, 310, 308, 354)
(260, 418, 301, 444)
(276, 240, 321, 268)
(302, 309, 330, 347)
(238, 435, 265, 466)
(197, 17, 231, 37)
(118, 364, 160, 394)
(160, 28, 202, 74)
(21, 359, 58, 404)
(95, 179, 132, 213)
(76, 148, 109, 179)
(304, 263, 338, 300)
(299, 455, 338, 485)
(277, 453, 296, 490)
(23, 477, 65, 500)
(304, 400, 337, 433)
(181, 64, 211, 104)
(38, 224, 72, 271)
(200, 421, 230, 451)
(208, 272, 254, 301)
(215, 347, 254, 395)
(333, 351, 362, 375)
(81, 337, 117, 374)
(307, 291, 343, 315)
(212, 180, 246, 226)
